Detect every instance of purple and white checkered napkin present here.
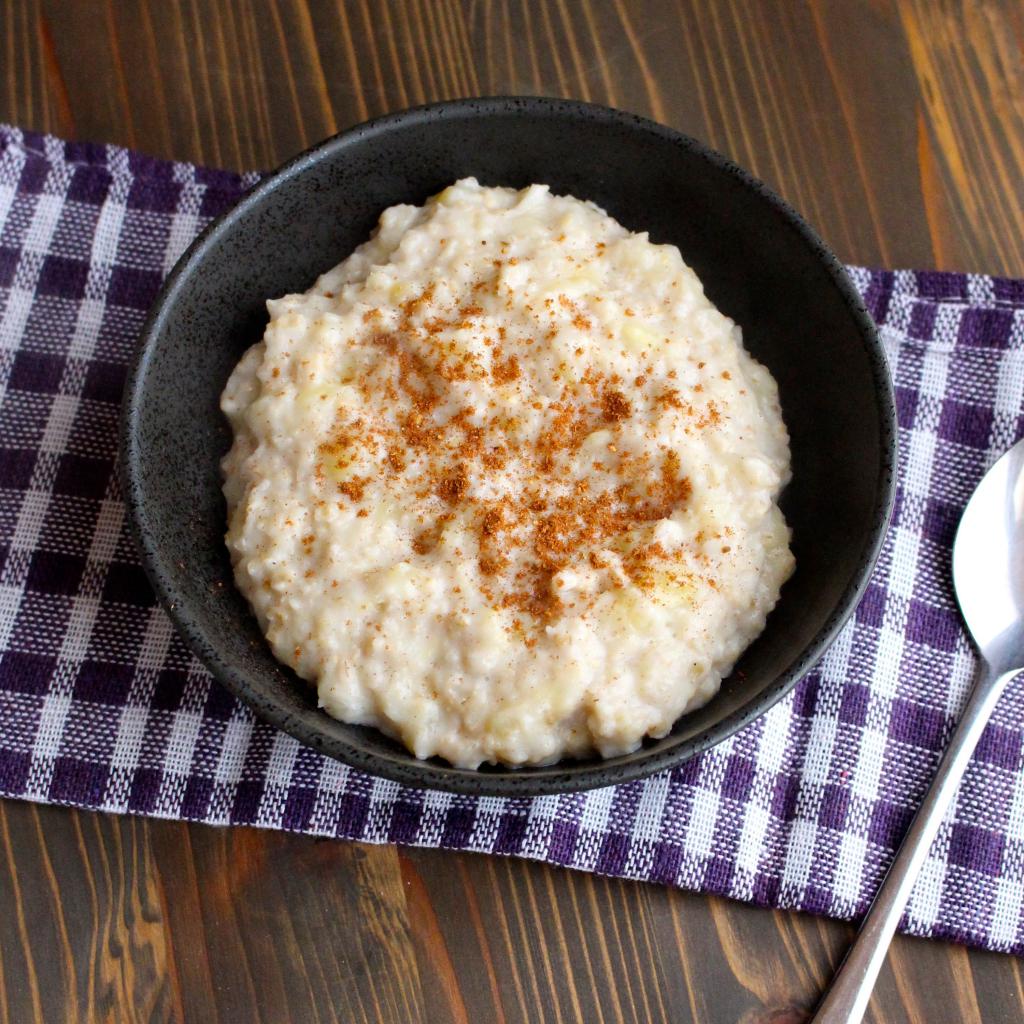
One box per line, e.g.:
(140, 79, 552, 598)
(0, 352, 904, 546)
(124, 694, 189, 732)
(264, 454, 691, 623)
(2, 124, 1024, 955)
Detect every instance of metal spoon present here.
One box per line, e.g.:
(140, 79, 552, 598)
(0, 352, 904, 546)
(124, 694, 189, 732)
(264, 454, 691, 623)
(813, 438, 1024, 1023)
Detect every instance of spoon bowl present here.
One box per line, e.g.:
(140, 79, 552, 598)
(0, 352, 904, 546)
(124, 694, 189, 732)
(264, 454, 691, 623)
(953, 441, 1024, 665)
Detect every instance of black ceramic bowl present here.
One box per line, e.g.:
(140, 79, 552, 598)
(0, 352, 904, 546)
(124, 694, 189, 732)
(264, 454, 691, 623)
(122, 97, 896, 796)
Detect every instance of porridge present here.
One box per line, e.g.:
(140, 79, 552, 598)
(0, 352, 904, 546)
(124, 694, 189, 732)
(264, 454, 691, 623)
(221, 179, 794, 768)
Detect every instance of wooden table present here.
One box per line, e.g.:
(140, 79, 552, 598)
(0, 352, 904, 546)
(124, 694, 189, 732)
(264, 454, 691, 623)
(2, 2, 1023, 1021)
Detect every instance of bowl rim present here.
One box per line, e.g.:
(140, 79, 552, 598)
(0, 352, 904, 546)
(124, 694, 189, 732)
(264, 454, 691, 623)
(121, 95, 898, 797)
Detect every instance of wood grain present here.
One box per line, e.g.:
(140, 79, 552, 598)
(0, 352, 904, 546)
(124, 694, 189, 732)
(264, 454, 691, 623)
(1, 1, 1023, 1022)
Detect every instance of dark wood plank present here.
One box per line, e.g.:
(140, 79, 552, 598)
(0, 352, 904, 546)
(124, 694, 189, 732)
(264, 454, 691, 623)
(15, 0, 1020, 278)
(0, 801, 177, 1023)
(2, 2, 1024, 1022)
(0, 800, 426, 1024)
(151, 815, 425, 1024)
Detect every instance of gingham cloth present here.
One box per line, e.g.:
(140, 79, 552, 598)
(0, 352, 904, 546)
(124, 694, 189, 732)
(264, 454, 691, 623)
(2, 124, 1023, 956)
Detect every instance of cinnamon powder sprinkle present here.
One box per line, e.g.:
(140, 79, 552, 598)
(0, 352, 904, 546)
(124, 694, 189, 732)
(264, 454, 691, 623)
(386, 444, 406, 474)
(304, 272, 714, 626)
(339, 478, 367, 502)
(436, 464, 469, 503)
(491, 354, 520, 384)
(601, 389, 632, 421)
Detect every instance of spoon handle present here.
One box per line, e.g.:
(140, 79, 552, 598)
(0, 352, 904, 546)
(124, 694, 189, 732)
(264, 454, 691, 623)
(813, 659, 1018, 1024)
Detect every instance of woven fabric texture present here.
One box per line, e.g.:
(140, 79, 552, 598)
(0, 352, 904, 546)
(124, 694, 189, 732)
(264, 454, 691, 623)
(2, 125, 1023, 954)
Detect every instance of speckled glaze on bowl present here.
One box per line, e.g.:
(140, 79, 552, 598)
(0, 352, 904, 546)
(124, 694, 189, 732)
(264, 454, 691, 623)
(121, 97, 896, 797)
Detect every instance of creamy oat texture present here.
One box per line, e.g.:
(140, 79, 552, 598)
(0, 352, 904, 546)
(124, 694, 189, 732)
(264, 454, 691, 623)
(221, 178, 794, 768)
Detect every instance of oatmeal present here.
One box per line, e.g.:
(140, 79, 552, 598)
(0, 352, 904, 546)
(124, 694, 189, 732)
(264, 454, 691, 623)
(221, 179, 794, 768)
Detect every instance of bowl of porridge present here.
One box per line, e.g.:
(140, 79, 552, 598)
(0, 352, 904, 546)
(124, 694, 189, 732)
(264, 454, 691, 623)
(122, 98, 896, 795)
